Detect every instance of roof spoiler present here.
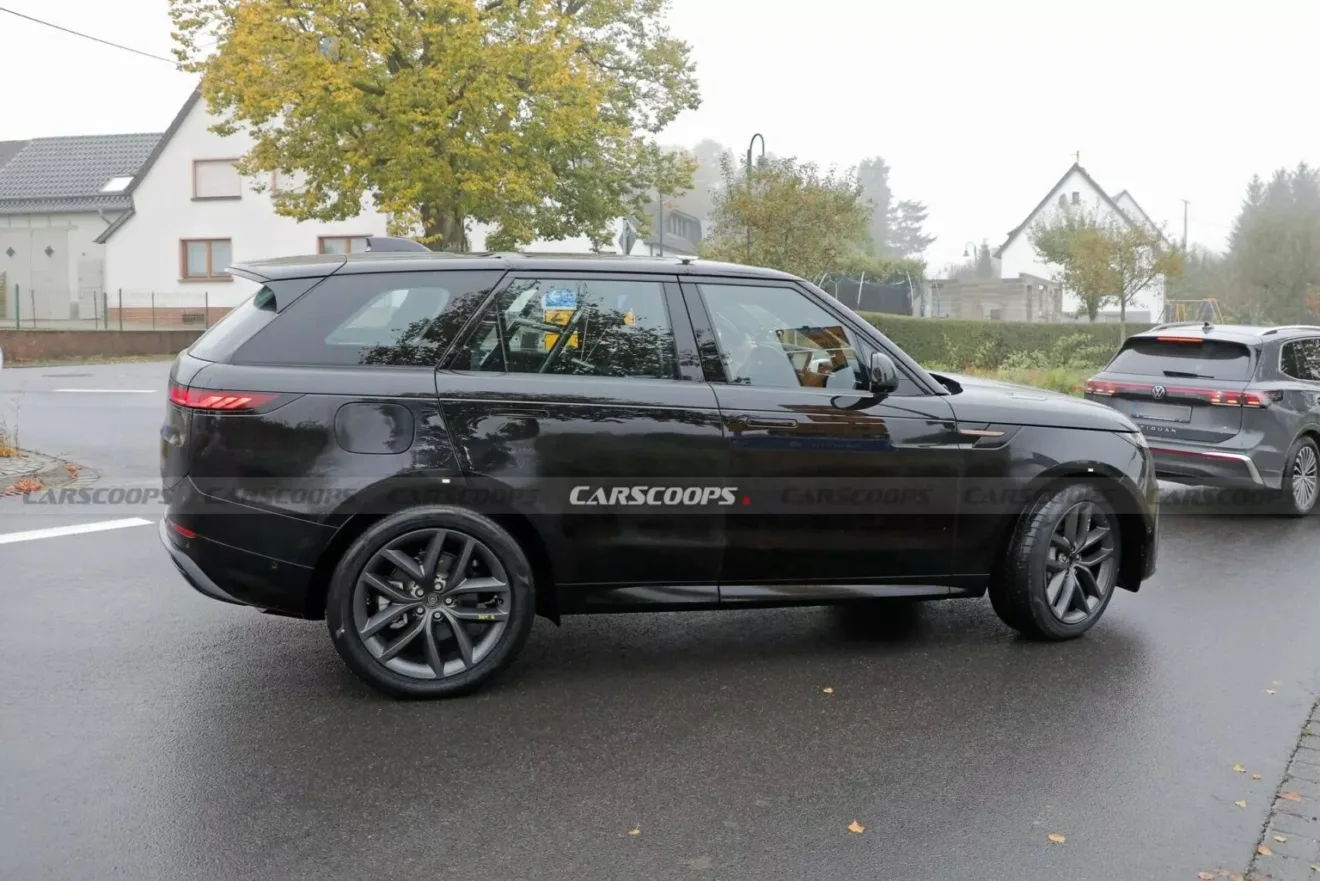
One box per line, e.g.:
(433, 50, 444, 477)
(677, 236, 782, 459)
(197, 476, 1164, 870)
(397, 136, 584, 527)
(365, 236, 430, 253)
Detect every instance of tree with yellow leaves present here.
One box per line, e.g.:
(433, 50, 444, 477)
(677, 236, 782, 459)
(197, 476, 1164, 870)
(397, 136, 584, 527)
(169, 0, 700, 251)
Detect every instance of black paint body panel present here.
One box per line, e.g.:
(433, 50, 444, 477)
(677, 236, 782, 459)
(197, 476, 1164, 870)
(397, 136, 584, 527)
(159, 254, 1160, 620)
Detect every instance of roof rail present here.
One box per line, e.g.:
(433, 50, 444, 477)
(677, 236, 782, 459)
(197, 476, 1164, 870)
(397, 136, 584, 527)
(1262, 324, 1320, 335)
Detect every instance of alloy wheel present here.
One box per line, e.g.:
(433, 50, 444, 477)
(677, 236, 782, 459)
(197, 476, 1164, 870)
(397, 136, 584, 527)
(1291, 445, 1318, 512)
(1043, 501, 1119, 625)
(352, 528, 511, 680)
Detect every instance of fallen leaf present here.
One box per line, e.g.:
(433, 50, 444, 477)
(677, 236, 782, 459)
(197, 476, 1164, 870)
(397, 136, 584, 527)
(1235, 800, 1248, 808)
(1267, 690, 1277, 695)
(628, 827, 641, 836)
(1280, 791, 1303, 802)
(1258, 845, 1273, 856)
(1234, 764, 1246, 773)
(1048, 833, 1066, 844)
(823, 687, 834, 694)
(1198, 873, 1215, 880)
(847, 820, 865, 834)
(1274, 835, 1288, 842)
(1310, 864, 1320, 872)
(1253, 774, 1262, 780)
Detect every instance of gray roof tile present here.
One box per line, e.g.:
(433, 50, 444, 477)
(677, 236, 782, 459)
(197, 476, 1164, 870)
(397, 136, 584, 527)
(0, 133, 161, 215)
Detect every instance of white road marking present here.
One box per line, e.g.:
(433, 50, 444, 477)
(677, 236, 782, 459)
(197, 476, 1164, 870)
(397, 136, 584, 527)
(51, 389, 157, 394)
(0, 518, 154, 545)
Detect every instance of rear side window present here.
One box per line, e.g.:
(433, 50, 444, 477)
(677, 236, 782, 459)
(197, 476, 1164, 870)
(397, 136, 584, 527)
(231, 270, 504, 367)
(450, 277, 678, 379)
(1107, 338, 1255, 381)
(1281, 339, 1320, 381)
(187, 277, 321, 363)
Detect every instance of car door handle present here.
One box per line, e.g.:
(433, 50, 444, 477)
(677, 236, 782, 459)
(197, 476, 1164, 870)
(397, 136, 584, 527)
(490, 408, 548, 419)
(736, 417, 796, 430)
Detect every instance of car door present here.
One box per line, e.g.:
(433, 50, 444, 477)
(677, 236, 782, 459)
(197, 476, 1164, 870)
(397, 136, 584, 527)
(437, 271, 730, 611)
(680, 278, 964, 596)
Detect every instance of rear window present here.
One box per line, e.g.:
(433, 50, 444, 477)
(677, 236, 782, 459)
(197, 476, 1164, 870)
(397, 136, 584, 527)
(231, 270, 504, 367)
(1107, 338, 1255, 381)
(187, 277, 321, 363)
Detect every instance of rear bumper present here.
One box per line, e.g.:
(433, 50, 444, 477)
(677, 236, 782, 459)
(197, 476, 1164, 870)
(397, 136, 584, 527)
(160, 478, 328, 617)
(1147, 443, 1272, 489)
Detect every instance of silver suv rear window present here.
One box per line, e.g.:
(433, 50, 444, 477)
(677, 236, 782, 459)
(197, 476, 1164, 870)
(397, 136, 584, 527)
(1107, 338, 1254, 381)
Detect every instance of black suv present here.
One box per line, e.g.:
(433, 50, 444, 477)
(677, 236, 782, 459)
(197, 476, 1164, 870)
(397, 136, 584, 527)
(1085, 322, 1320, 516)
(159, 251, 1159, 698)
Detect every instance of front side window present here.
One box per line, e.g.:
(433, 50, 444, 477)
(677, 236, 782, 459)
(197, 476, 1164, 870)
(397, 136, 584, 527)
(698, 283, 868, 391)
(1282, 339, 1320, 381)
(454, 277, 677, 380)
(181, 239, 232, 281)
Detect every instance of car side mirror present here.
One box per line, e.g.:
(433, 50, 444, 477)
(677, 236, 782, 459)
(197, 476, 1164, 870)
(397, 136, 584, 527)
(868, 351, 900, 394)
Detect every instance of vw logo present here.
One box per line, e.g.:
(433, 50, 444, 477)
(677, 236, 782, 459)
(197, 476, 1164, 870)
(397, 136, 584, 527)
(1151, 385, 1168, 401)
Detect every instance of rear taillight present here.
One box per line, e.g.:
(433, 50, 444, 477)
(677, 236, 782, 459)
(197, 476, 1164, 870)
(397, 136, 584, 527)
(166, 519, 197, 539)
(1085, 378, 1269, 407)
(169, 384, 278, 411)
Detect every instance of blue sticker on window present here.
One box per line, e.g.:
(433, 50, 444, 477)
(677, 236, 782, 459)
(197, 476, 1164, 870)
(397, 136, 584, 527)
(543, 287, 577, 309)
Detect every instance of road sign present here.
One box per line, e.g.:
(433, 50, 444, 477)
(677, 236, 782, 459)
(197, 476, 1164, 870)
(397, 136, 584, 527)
(618, 219, 638, 256)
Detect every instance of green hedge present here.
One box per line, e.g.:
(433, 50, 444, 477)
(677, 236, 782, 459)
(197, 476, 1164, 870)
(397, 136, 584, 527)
(858, 312, 1153, 369)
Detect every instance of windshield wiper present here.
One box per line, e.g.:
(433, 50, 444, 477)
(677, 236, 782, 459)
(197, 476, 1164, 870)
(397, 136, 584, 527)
(1162, 369, 1214, 378)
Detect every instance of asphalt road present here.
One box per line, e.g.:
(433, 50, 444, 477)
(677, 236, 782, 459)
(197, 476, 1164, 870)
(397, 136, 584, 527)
(2, 360, 1319, 881)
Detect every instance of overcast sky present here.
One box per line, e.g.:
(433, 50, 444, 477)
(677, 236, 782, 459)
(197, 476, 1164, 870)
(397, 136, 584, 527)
(2, 0, 1317, 273)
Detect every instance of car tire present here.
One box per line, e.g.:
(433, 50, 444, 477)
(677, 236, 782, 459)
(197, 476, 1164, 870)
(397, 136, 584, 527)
(325, 507, 536, 699)
(988, 482, 1122, 641)
(1274, 436, 1319, 518)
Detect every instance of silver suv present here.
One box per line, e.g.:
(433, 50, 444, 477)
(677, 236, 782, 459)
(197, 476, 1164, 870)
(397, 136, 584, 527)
(1085, 322, 1320, 516)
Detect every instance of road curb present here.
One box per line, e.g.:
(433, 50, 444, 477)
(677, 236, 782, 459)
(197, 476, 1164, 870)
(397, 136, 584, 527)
(1246, 700, 1320, 879)
(0, 450, 83, 497)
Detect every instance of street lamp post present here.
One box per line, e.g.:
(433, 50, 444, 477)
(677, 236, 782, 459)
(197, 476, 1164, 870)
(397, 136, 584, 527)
(745, 133, 765, 262)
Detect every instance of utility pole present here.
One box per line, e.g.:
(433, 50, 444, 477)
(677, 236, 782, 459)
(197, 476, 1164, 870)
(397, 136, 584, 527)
(1181, 199, 1189, 250)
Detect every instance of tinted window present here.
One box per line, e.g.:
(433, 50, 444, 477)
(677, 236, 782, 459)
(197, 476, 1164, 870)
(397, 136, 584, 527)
(1281, 339, 1320, 381)
(1107, 338, 1254, 381)
(186, 277, 321, 363)
(698, 283, 871, 391)
(232, 270, 503, 367)
(453, 277, 677, 379)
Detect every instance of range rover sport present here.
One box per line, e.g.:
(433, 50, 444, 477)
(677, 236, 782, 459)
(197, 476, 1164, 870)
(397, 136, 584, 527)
(159, 250, 1159, 698)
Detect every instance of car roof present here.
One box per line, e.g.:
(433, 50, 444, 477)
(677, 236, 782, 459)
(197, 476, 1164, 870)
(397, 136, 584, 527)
(229, 251, 803, 283)
(1129, 322, 1320, 344)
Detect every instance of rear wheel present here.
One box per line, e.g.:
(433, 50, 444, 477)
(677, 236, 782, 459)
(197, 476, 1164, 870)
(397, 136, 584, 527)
(988, 483, 1122, 640)
(325, 507, 536, 699)
(1275, 436, 1319, 518)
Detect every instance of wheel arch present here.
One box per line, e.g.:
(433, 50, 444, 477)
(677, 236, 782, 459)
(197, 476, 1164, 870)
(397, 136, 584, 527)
(987, 464, 1152, 595)
(303, 478, 560, 622)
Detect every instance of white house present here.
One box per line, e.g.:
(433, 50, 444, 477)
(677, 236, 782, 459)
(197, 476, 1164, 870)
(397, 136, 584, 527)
(90, 88, 702, 326)
(993, 162, 1166, 323)
(97, 90, 397, 325)
(0, 134, 159, 322)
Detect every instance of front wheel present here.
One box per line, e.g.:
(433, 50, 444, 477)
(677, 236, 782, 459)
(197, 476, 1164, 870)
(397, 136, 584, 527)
(325, 507, 536, 699)
(988, 483, 1122, 641)
(1275, 437, 1319, 518)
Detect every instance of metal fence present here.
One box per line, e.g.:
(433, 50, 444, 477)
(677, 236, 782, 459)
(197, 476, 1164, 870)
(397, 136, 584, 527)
(4, 285, 232, 331)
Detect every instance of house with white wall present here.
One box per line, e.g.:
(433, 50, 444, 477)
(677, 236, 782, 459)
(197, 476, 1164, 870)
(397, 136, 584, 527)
(93, 88, 701, 326)
(96, 90, 397, 326)
(993, 162, 1166, 323)
(0, 134, 159, 322)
